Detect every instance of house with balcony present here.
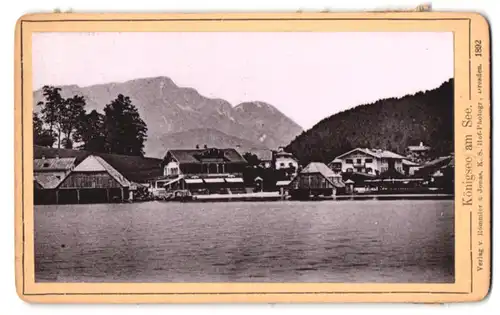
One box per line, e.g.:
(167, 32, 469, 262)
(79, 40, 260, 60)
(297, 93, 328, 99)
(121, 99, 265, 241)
(154, 147, 248, 195)
(328, 148, 407, 176)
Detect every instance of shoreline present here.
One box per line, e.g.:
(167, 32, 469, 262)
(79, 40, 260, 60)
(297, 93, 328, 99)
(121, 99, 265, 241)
(159, 192, 454, 203)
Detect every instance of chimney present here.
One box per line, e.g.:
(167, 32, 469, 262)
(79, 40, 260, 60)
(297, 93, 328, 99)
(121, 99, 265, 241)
(196, 144, 200, 149)
(204, 144, 208, 149)
(420, 141, 424, 147)
(41, 155, 45, 160)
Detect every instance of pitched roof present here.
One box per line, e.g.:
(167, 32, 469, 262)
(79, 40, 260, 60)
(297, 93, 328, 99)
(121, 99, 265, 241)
(168, 148, 247, 164)
(34, 146, 163, 182)
(379, 150, 406, 159)
(34, 157, 76, 171)
(74, 155, 107, 172)
(334, 148, 406, 161)
(420, 156, 453, 169)
(297, 162, 344, 188)
(73, 155, 131, 187)
(34, 173, 67, 189)
(301, 162, 337, 177)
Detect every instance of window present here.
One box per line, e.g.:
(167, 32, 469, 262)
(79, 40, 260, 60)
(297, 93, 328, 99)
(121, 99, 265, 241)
(346, 168, 353, 173)
(366, 158, 373, 163)
(346, 159, 353, 164)
(356, 159, 362, 164)
(280, 162, 285, 167)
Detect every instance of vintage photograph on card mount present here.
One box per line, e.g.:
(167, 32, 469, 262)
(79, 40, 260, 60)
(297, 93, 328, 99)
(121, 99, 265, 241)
(15, 13, 490, 303)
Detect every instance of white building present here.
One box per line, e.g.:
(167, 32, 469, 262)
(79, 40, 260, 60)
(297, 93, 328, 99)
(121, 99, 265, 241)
(328, 148, 407, 176)
(273, 147, 299, 172)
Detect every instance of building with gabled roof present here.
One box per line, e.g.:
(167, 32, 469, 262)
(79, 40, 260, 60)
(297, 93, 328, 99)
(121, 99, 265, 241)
(33, 157, 76, 191)
(161, 147, 247, 178)
(289, 162, 345, 199)
(273, 146, 299, 175)
(154, 147, 248, 196)
(34, 145, 163, 183)
(55, 155, 131, 204)
(34, 156, 76, 173)
(329, 148, 407, 176)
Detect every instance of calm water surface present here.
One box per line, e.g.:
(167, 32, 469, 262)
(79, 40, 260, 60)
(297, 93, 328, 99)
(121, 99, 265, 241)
(35, 200, 454, 283)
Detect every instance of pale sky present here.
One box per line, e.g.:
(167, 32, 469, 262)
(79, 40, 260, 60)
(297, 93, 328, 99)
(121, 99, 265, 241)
(32, 32, 453, 129)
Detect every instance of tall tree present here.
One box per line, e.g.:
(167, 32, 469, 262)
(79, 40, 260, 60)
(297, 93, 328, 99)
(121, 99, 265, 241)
(37, 86, 63, 140)
(74, 110, 107, 152)
(33, 112, 55, 147)
(103, 94, 148, 156)
(37, 85, 86, 149)
(60, 95, 86, 148)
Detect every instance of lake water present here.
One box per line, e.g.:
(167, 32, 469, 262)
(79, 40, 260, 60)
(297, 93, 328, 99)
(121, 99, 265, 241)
(34, 200, 454, 283)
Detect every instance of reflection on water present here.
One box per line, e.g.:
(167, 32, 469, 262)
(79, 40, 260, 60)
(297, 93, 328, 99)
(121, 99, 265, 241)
(35, 200, 454, 283)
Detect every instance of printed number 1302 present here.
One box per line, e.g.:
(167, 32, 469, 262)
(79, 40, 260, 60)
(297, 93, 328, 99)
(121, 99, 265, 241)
(475, 40, 482, 57)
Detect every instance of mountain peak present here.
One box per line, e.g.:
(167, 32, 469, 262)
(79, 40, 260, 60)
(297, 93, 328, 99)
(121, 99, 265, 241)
(235, 101, 275, 112)
(126, 76, 177, 88)
(33, 76, 304, 157)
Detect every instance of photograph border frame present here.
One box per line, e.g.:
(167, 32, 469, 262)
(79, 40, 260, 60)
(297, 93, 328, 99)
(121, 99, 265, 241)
(14, 12, 491, 303)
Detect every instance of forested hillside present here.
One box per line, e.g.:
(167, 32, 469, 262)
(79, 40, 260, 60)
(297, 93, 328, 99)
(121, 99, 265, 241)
(286, 79, 454, 164)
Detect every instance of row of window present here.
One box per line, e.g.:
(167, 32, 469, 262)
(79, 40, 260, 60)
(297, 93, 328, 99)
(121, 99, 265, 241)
(345, 167, 379, 174)
(345, 158, 374, 164)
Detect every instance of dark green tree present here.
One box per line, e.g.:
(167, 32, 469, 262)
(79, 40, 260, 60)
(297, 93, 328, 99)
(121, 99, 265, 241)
(33, 112, 55, 147)
(37, 86, 63, 136)
(74, 109, 107, 152)
(37, 85, 86, 149)
(60, 95, 86, 148)
(242, 152, 261, 166)
(103, 94, 148, 156)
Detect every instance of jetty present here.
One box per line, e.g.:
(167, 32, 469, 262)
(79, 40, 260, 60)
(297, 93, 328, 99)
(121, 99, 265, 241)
(191, 191, 281, 202)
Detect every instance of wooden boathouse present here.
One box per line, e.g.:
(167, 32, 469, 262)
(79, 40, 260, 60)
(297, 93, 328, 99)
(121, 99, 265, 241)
(33, 157, 77, 204)
(289, 162, 345, 199)
(56, 155, 131, 204)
